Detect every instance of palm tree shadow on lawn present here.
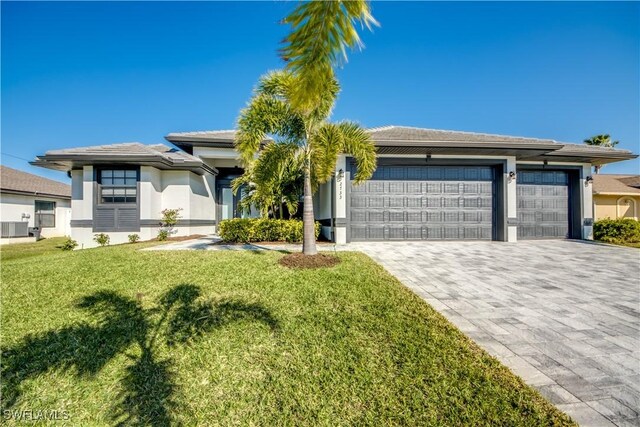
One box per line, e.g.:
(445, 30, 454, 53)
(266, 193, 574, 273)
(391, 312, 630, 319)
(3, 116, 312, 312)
(1, 284, 279, 426)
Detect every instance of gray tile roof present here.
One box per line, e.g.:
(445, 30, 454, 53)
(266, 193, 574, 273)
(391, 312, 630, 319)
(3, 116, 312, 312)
(166, 126, 559, 146)
(164, 125, 636, 164)
(166, 130, 240, 141)
(32, 143, 217, 175)
(0, 165, 71, 198)
(366, 126, 560, 145)
(43, 142, 203, 163)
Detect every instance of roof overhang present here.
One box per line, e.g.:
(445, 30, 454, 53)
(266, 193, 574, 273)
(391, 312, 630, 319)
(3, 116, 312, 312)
(31, 155, 218, 176)
(165, 134, 267, 154)
(165, 131, 638, 165)
(373, 140, 560, 158)
(535, 151, 639, 165)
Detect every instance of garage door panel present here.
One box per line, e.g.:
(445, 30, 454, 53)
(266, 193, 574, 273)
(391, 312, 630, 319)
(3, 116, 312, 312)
(406, 196, 422, 208)
(517, 170, 570, 239)
(406, 182, 422, 193)
(349, 165, 494, 241)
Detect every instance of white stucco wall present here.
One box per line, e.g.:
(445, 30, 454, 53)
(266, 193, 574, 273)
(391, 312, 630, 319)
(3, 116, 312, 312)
(581, 164, 594, 240)
(70, 166, 217, 248)
(0, 192, 71, 238)
(140, 166, 162, 221)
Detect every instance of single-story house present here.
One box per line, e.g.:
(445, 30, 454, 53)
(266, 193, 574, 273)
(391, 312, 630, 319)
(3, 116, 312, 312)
(592, 174, 640, 220)
(32, 126, 637, 248)
(0, 165, 72, 243)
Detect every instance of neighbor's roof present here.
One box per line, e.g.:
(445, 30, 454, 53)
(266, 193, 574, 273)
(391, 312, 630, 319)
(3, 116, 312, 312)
(593, 174, 640, 196)
(31, 143, 218, 175)
(0, 165, 71, 198)
(165, 125, 636, 164)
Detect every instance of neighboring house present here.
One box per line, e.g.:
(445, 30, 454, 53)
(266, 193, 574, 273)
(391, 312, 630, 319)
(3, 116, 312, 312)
(592, 174, 640, 221)
(32, 126, 637, 248)
(0, 165, 71, 243)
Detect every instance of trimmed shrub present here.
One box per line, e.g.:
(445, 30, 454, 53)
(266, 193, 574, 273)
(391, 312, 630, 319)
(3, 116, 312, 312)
(93, 233, 110, 247)
(58, 238, 78, 251)
(157, 229, 170, 241)
(128, 234, 140, 243)
(593, 218, 640, 244)
(218, 218, 321, 243)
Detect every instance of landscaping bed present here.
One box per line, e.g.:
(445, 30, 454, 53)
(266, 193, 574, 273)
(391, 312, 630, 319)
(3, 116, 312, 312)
(278, 252, 341, 269)
(1, 240, 574, 426)
(593, 218, 640, 248)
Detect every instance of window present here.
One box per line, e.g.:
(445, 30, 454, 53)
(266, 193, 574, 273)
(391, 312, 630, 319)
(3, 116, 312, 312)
(99, 169, 137, 203)
(35, 201, 55, 228)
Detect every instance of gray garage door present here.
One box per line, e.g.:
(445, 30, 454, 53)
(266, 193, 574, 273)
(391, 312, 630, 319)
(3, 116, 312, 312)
(517, 170, 569, 239)
(349, 165, 494, 241)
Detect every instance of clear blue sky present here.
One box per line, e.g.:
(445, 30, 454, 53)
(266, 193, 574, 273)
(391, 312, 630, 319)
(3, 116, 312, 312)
(2, 1, 639, 183)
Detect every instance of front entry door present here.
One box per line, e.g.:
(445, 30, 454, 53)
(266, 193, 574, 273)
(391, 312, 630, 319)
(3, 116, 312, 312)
(218, 184, 239, 220)
(219, 186, 235, 220)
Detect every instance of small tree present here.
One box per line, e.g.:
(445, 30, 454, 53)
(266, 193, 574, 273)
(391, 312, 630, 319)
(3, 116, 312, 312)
(232, 142, 304, 219)
(584, 134, 620, 173)
(158, 208, 182, 240)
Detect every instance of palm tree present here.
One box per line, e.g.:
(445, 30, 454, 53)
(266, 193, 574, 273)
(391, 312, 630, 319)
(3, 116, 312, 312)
(280, 0, 378, 113)
(584, 134, 620, 173)
(235, 70, 376, 255)
(232, 141, 304, 219)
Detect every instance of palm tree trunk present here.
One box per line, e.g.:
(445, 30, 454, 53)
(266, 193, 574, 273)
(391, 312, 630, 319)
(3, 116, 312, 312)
(302, 154, 317, 255)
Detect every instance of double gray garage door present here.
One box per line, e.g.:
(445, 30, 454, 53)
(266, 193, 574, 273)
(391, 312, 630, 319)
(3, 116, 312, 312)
(350, 165, 495, 241)
(349, 165, 570, 241)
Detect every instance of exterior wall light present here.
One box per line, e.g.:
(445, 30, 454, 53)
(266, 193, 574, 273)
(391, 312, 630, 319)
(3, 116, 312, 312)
(337, 169, 344, 179)
(508, 171, 517, 183)
(585, 176, 594, 185)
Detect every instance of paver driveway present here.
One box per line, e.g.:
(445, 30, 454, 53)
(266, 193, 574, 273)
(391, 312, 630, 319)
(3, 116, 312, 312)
(354, 240, 640, 427)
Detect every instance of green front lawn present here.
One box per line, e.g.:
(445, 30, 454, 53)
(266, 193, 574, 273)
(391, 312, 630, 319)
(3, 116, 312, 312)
(1, 240, 574, 426)
(0, 236, 69, 262)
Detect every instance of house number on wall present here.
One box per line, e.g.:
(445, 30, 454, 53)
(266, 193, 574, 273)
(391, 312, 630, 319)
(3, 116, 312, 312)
(337, 172, 343, 201)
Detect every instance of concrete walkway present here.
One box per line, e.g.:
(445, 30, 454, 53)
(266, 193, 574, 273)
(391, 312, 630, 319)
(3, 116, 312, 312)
(144, 235, 349, 252)
(353, 240, 640, 427)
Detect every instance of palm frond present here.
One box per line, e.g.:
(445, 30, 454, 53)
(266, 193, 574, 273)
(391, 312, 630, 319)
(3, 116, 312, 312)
(336, 121, 377, 184)
(583, 134, 619, 147)
(236, 95, 290, 164)
(310, 123, 343, 184)
(280, 0, 378, 112)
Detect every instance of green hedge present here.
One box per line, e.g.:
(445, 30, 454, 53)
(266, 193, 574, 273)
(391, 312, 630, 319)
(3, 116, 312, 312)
(218, 218, 321, 243)
(593, 218, 640, 244)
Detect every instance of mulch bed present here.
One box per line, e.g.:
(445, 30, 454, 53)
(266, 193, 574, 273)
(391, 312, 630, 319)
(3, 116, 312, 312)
(278, 253, 341, 269)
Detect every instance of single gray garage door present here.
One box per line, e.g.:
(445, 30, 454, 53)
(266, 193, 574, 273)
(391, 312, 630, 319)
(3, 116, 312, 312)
(517, 170, 569, 239)
(349, 165, 495, 241)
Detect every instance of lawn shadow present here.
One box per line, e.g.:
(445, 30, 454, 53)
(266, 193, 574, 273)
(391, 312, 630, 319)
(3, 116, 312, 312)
(1, 285, 279, 426)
